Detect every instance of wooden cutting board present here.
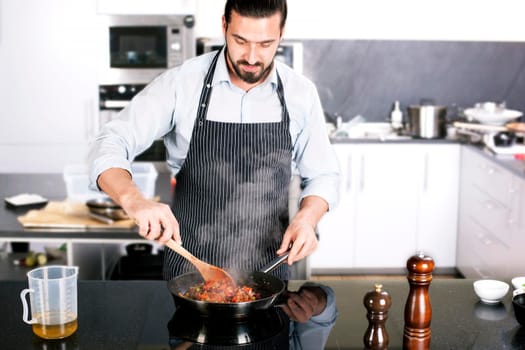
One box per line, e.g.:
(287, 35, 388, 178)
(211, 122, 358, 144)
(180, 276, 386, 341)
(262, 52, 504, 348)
(18, 201, 136, 229)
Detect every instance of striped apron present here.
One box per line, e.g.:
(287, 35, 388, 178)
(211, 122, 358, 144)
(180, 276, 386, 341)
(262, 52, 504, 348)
(163, 50, 292, 281)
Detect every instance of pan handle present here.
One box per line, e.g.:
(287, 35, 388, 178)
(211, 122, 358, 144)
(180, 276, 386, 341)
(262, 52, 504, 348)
(260, 252, 290, 274)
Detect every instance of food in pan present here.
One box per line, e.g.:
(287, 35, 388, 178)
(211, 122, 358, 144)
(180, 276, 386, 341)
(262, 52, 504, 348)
(181, 280, 260, 303)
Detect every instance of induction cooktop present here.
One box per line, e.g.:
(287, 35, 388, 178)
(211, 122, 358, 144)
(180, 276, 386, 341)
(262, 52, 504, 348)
(168, 306, 288, 349)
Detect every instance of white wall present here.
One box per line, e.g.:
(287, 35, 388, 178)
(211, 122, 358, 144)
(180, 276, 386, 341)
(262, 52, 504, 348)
(196, 0, 525, 42)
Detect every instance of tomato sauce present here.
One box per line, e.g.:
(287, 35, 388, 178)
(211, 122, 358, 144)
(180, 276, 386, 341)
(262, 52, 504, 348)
(181, 280, 260, 303)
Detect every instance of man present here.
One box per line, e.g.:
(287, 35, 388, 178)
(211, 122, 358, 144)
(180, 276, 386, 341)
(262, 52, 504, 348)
(89, 0, 339, 281)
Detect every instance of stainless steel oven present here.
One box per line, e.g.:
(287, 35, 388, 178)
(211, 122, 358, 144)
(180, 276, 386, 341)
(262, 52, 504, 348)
(99, 14, 196, 85)
(98, 83, 168, 162)
(97, 14, 196, 161)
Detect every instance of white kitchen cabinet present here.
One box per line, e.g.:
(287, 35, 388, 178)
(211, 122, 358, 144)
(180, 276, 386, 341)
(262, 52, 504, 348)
(0, 0, 99, 172)
(353, 144, 422, 268)
(416, 144, 460, 267)
(310, 144, 356, 270)
(457, 147, 523, 280)
(311, 142, 460, 273)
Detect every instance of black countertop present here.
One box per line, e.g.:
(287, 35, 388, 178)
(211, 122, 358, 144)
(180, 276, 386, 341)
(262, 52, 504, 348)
(2, 278, 524, 349)
(0, 171, 172, 240)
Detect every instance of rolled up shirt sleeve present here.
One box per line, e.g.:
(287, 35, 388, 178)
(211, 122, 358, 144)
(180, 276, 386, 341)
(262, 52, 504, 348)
(286, 73, 340, 211)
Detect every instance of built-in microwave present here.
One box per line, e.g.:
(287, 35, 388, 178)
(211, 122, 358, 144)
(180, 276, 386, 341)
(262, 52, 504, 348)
(98, 14, 196, 85)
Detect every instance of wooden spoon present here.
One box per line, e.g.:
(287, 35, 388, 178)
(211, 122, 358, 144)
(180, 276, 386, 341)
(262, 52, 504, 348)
(164, 239, 236, 286)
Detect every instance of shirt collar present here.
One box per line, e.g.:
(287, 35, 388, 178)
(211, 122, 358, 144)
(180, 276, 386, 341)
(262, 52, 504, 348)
(212, 46, 278, 91)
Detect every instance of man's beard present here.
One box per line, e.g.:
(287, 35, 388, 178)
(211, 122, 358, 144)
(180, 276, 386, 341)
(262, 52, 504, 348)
(227, 50, 274, 84)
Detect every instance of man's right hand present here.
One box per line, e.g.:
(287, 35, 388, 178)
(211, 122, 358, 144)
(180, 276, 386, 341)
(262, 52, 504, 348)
(122, 194, 180, 244)
(97, 167, 181, 244)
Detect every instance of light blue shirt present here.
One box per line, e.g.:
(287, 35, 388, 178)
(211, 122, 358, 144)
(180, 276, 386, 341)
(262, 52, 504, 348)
(289, 283, 338, 349)
(89, 48, 340, 209)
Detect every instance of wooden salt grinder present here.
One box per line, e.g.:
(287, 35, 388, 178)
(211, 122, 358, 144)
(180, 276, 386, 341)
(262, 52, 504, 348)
(403, 253, 435, 350)
(363, 283, 392, 350)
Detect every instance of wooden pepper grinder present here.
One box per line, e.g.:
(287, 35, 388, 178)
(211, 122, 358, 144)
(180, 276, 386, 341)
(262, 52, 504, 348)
(403, 252, 435, 350)
(363, 283, 392, 349)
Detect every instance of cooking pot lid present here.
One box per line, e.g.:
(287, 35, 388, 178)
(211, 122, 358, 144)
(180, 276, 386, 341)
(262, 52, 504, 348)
(168, 306, 287, 346)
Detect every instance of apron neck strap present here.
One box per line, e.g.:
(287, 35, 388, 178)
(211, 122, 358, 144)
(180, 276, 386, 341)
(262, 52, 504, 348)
(197, 46, 289, 123)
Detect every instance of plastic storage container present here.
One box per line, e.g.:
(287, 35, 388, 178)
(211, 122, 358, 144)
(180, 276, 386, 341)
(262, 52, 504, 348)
(63, 163, 158, 202)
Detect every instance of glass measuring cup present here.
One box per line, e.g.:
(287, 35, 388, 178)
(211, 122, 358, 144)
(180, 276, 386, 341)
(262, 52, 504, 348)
(20, 265, 79, 339)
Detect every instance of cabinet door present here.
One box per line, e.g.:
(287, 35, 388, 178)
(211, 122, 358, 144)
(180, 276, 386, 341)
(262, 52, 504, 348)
(456, 147, 519, 279)
(416, 144, 460, 268)
(0, 0, 99, 172)
(508, 172, 523, 278)
(310, 144, 356, 270)
(354, 144, 422, 268)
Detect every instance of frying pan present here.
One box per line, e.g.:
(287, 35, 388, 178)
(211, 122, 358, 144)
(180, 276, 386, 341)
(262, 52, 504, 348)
(167, 253, 289, 318)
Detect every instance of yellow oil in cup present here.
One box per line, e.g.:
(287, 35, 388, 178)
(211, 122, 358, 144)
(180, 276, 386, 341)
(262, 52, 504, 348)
(20, 265, 79, 339)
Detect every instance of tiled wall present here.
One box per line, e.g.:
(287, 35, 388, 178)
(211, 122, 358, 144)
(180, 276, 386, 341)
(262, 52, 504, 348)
(301, 40, 525, 123)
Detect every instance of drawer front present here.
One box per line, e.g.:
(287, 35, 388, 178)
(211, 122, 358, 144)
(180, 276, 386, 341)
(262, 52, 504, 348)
(469, 187, 512, 246)
(458, 217, 509, 278)
(466, 151, 512, 205)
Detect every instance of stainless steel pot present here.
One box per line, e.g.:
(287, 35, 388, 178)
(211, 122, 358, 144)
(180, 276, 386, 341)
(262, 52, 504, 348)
(407, 105, 447, 139)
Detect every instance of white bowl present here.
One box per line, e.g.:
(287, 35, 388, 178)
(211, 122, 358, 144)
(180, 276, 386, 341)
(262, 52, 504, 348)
(464, 108, 522, 126)
(512, 277, 525, 290)
(473, 279, 509, 304)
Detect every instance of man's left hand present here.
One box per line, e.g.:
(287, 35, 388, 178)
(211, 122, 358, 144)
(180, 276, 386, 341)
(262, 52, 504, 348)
(277, 195, 329, 265)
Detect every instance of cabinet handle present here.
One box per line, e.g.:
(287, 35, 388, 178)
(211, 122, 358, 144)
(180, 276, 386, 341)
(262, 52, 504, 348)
(423, 152, 429, 192)
(360, 154, 365, 191)
(346, 154, 352, 192)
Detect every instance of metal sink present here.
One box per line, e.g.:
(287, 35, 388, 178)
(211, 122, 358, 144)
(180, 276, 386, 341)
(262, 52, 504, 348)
(332, 122, 410, 140)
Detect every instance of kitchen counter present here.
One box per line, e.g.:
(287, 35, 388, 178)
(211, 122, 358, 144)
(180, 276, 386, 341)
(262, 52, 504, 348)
(330, 136, 458, 145)
(2, 278, 523, 349)
(330, 137, 525, 180)
(0, 171, 173, 279)
(0, 170, 172, 240)
(464, 143, 525, 180)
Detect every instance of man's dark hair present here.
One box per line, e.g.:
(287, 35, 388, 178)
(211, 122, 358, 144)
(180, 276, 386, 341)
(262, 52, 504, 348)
(224, 0, 287, 30)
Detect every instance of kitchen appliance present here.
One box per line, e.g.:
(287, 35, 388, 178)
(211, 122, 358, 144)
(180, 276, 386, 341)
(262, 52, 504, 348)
(98, 14, 196, 85)
(98, 83, 167, 161)
(97, 14, 196, 161)
(406, 102, 447, 139)
(168, 253, 289, 318)
(168, 306, 288, 347)
(167, 253, 290, 347)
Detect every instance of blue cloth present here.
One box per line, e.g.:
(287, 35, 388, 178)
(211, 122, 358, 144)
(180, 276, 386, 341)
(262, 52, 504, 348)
(289, 283, 338, 350)
(89, 48, 339, 209)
